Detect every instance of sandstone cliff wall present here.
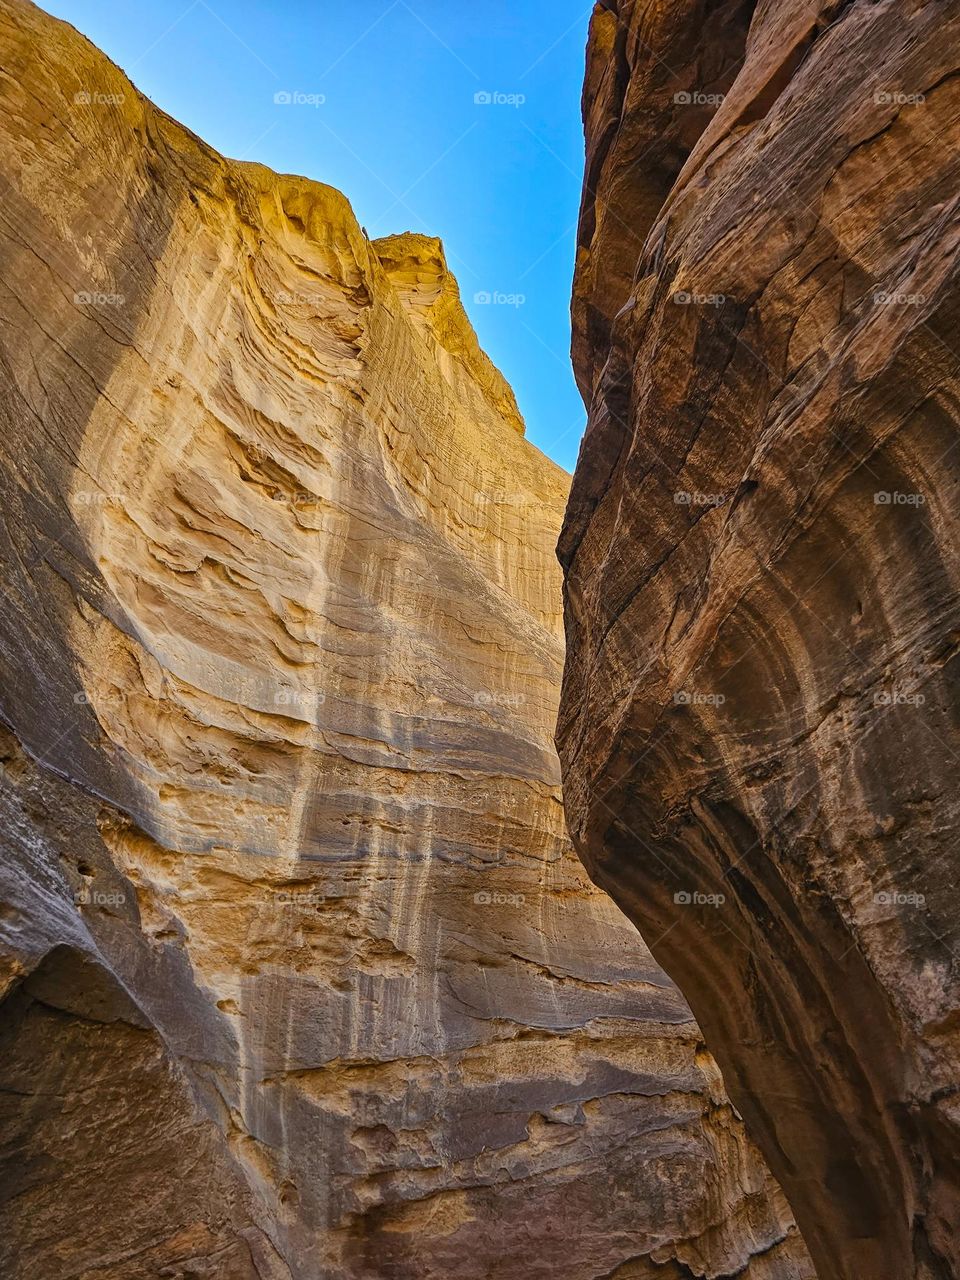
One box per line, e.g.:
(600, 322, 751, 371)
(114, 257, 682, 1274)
(560, 2, 960, 1278)
(0, 2, 810, 1277)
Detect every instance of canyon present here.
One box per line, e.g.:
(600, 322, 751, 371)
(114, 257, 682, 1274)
(560, 2, 960, 1279)
(0, 1, 814, 1278)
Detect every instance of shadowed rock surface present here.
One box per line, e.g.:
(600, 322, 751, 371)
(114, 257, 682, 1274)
(0, 1, 812, 1277)
(560, 2, 960, 1279)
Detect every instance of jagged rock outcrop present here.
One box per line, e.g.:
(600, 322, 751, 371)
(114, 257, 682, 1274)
(560, 2, 960, 1279)
(0, 2, 812, 1277)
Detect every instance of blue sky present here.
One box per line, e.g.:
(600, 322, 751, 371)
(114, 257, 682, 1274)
(44, 0, 591, 471)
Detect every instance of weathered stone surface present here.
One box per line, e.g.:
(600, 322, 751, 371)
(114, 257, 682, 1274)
(0, 1, 810, 1276)
(561, 2, 960, 1279)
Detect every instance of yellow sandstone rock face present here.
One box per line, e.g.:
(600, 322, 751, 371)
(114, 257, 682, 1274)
(0, 1, 811, 1277)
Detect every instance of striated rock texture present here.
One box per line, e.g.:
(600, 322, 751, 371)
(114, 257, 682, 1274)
(0, 2, 814, 1278)
(561, 2, 960, 1279)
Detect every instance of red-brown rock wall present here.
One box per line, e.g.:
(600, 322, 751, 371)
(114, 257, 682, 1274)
(560, 3, 960, 1278)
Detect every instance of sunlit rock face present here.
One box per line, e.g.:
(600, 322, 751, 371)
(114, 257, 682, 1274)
(560, 1, 960, 1279)
(0, 1, 811, 1277)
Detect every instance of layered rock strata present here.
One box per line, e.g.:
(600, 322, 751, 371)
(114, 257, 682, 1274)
(561, 2, 960, 1278)
(0, 1, 810, 1277)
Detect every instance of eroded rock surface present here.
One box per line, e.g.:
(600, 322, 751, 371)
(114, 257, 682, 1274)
(561, 2, 960, 1279)
(0, 1, 810, 1276)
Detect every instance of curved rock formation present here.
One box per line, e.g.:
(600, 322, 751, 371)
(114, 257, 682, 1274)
(0, 1, 812, 1276)
(560, 2, 960, 1279)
